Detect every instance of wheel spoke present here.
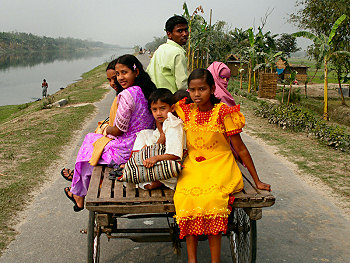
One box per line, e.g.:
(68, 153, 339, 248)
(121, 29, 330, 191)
(228, 208, 257, 263)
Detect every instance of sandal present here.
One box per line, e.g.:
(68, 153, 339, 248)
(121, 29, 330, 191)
(61, 168, 74, 182)
(64, 187, 84, 212)
(109, 165, 123, 180)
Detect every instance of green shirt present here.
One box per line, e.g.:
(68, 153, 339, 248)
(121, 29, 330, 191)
(146, 39, 188, 93)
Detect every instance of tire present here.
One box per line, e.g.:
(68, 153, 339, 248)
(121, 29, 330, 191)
(87, 211, 101, 263)
(228, 208, 257, 263)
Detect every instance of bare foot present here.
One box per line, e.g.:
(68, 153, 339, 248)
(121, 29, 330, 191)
(64, 187, 84, 209)
(61, 168, 74, 181)
(144, 181, 163, 190)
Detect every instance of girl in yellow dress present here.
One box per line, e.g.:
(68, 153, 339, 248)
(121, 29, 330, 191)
(174, 68, 271, 263)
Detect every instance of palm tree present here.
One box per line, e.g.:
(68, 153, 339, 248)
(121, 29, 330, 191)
(293, 14, 349, 120)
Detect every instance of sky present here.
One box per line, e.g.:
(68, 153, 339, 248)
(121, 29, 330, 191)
(0, 0, 309, 49)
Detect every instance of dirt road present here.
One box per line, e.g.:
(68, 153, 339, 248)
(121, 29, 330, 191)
(1, 54, 349, 262)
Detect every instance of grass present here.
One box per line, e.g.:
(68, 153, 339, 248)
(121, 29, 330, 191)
(229, 80, 350, 208)
(0, 62, 109, 255)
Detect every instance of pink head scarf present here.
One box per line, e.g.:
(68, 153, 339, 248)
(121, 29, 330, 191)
(207, 61, 236, 106)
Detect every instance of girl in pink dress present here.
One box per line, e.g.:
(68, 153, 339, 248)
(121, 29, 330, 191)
(64, 54, 156, 211)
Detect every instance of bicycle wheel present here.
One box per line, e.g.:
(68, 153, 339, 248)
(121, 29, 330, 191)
(87, 211, 101, 263)
(228, 208, 257, 263)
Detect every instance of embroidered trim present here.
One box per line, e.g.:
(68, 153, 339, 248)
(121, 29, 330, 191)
(178, 101, 244, 133)
(226, 129, 242, 137)
(195, 156, 206, 162)
(175, 214, 229, 239)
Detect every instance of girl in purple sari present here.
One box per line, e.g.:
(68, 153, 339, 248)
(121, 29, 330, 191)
(63, 54, 156, 211)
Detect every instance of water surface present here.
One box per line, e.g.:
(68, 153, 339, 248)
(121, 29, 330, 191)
(0, 48, 132, 106)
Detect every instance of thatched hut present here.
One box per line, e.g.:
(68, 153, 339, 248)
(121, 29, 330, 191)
(225, 54, 248, 77)
(276, 58, 309, 82)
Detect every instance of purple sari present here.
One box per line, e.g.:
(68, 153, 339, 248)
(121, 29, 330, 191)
(70, 86, 154, 197)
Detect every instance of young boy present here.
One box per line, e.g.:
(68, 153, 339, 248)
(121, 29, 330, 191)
(132, 88, 186, 190)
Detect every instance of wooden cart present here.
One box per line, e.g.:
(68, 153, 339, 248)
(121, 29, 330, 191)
(86, 163, 275, 263)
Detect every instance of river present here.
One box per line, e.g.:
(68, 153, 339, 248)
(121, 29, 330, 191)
(0, 48, 133, 106)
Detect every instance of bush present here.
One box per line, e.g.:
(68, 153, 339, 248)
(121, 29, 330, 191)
(254, 102, 350, 152)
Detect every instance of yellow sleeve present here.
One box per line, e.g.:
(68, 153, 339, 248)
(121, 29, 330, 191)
(223, 110, 245, 136)
(174, 100, 185, 121)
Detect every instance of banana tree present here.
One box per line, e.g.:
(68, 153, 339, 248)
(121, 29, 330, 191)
(293, 14, 349, 120)
(246, 28, 256, 93)
(182, 3, 204, 70)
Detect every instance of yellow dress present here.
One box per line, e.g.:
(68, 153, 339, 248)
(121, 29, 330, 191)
(174, 99, 245, 239)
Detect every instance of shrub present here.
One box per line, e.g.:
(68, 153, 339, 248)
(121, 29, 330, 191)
(255, 102, 350, 152)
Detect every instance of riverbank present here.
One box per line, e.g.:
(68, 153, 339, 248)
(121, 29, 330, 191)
(0, 62, 110, 253)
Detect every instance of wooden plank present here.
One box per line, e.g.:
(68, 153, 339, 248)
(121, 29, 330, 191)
(243, 208, 262, 220)
(124, 182, 137, 198)
(138, 188, 151, 199)
(86, 204, 175, 214)
(150, 189, 163, 198)
(86, 166, 102, 203)
(99, 168, 112, 199)
(113, 181, 125, 201)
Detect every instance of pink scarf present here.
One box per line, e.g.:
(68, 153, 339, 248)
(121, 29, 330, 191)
(207, 62, 236, 106)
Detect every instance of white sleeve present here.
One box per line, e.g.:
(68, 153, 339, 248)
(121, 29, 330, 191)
(132, 130, 155, 151)
(164, 124, 184, 159)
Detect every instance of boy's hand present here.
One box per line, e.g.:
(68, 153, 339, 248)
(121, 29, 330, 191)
(157, 133, 166, 144)
(143, 156, 158, 168)
(255, 181, 271, 192)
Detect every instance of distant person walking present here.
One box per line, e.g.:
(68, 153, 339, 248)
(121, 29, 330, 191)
(146, 15, 189, 93)
(42, 79, 48, 98)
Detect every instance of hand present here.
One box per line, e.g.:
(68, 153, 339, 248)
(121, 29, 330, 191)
(95, 123, 108, 135)
(143, 156, 158, 168)
(255, 181, 271, 192)
(157, 133, 166, 145)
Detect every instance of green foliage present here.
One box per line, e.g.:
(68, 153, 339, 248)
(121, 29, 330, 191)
(230, 86, 259, 102)
(145, 36, 167, 51)
(276, 33, 301, 57)
(255, 102, 350, 152)
(0, 31, 115, 53)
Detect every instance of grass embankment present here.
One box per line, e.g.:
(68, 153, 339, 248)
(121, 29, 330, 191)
(0, 62, 109, 254)
(229, 80, 350, 210)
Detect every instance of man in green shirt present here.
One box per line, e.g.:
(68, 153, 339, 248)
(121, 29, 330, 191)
(147, 15, 189, 93)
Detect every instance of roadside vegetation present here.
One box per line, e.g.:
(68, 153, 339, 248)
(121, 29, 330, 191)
(0, 63, 109, 254)
(228, 80, 350, 209)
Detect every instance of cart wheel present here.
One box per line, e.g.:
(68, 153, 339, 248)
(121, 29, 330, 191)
(87, 211, 101, 263)
(228, 208, 257, 263)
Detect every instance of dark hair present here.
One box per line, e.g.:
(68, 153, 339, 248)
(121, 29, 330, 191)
(174, 90, 189, 102)
(106, 59, 117, 71)
(165, 15, 188, 32)
(148, 88, 175, 108)
(115, 54, 157, 99)
(186, 68, 221, 105)
(43, 79, 46, 82)
(106, 58, 122, 94)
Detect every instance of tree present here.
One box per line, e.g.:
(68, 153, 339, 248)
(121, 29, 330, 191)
(293, 14, 350, 120)
(290, 0, 350, 101)
(276, 33, 300, 57)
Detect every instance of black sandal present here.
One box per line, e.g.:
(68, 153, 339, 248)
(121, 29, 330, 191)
(64, 187, 84, 212)
(109, 165, 123, 180)
(61, 168, 74, 182)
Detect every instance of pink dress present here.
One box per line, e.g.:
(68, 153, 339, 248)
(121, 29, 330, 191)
(70, 86, 154, 197)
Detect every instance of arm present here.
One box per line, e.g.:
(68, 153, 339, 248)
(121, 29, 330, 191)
(156, 121, 165, 144)
(230, 134, 271, 191)
(143, 154, 180, 168)
(105, 90, 135, 137)
(105, 125, 123, 137)
(174, 53, 188, 90)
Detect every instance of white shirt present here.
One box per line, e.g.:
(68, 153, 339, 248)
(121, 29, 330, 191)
(132, 112, 186, 189)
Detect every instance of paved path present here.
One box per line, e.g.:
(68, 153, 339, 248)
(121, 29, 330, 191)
(1, 54, 349, 262)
